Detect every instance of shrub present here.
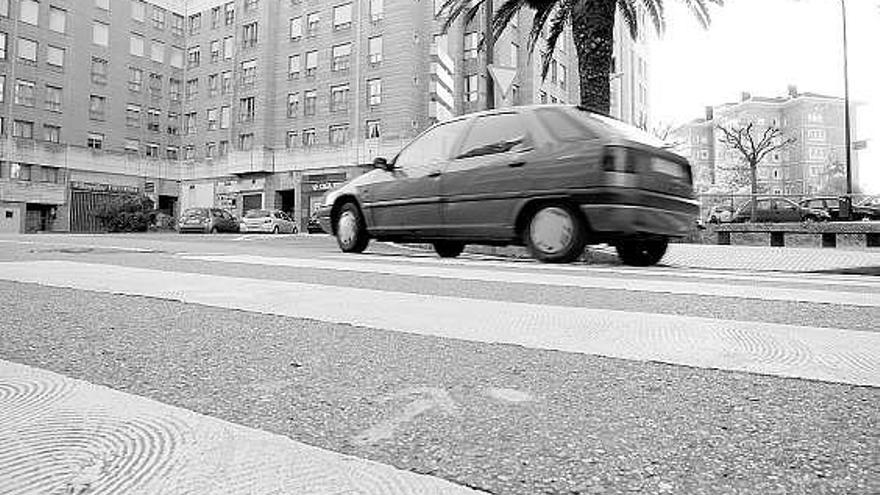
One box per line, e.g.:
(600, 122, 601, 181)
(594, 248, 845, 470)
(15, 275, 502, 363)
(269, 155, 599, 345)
(95, 194, 155, 233)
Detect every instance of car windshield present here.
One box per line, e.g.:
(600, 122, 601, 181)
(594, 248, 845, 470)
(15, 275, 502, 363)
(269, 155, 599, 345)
(245, 210, 271, 218)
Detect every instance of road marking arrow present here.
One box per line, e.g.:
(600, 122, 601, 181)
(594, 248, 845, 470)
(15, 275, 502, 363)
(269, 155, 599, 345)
(352, 387, 459, 445)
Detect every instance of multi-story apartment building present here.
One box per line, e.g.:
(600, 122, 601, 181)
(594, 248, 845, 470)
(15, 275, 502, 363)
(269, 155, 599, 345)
(671, 86, 857, 195)
(1, 0, 649, 233)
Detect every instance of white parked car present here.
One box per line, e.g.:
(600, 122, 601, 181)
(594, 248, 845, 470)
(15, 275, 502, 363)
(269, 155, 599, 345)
(239, 209, 298, 234)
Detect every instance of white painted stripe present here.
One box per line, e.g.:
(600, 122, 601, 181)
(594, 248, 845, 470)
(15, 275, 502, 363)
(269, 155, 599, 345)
(0, 359, 479, 494)
(179, 254, 880, 307)
(1, 261, 877, 387)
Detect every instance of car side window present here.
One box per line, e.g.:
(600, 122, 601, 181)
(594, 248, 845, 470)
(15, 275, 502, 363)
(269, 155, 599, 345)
(394, 119, 471, 178)
(756, 200, 771, 210)
(456, 113, 529, 159)
(776, 199, 797, 210)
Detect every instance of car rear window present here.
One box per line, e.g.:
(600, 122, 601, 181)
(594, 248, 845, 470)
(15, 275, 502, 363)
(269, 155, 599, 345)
(573, 108, 667, 147)
(534, 108, 598, 141)
(245, 210, 270, 218)
(184, 208, 207, 217)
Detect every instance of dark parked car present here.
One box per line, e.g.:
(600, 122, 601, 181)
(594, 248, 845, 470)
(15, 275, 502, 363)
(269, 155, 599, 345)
(799, 196, 851, 220)
(317, 105, 698, 266)
(177, 207, 240, 234)
(307, 212, 325, 234)
(731, 197, 829, 223)
(854, 196, 880, 220)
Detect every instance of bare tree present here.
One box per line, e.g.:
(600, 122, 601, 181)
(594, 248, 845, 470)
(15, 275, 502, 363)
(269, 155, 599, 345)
(716, 122, 796, 221)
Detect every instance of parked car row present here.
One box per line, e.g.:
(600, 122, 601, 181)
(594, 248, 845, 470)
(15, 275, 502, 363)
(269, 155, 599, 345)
(705, 195, 880, 224)
(176, 208, 326, 234)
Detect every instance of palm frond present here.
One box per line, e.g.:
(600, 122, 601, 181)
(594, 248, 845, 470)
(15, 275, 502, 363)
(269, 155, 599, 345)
(638, 0, 666, 35)
(526, 1, 559, 54)
(681, 0, 724, 29)
(618, 0, 639, 40)
(492, 0, 528, 41)
(438, 0, 488, 34)
(540, 0, 573, 80)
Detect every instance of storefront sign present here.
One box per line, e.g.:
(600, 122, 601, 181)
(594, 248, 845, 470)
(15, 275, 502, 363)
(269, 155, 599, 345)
(70, 181, 140, 194)
(310, 182, 341, 192)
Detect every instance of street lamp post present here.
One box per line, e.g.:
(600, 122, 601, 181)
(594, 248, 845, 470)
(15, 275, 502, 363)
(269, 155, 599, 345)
(841, 0, 853, 196)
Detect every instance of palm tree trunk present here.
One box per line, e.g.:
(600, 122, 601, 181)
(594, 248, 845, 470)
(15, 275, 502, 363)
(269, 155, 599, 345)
(571, 0, 616, 115)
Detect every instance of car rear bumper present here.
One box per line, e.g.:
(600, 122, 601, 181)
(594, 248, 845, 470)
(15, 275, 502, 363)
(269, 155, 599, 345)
(578, 188, 699, 237)
(241, 223, 274, 233)
(178, 224, 209, 233)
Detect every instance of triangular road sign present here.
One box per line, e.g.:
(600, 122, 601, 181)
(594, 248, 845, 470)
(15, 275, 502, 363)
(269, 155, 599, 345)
(488, 65, 518, 98)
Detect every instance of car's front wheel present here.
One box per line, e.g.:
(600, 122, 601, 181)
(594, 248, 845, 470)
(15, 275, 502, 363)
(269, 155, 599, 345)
(616, 238, 669, 266)
(335, 202, 369, 253)
(433, 241, 465, 258)
(525, 203, 587, 263)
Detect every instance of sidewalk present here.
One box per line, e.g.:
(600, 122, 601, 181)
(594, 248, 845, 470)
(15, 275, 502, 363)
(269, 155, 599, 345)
(455, 243, 880, 273)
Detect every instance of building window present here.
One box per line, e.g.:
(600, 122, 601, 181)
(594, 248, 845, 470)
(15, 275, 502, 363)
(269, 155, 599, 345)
(239, 97, 256, 123)
(210, 40, 221, 63)
(329, 124, 349, 145)
(0, 32, 6, 60)
(242, 22, 258, 48)
(130, 34, 145, 57)
(44, 125, 61, 144)
(809, 147, 825, 160)
(20, 0, 38, 25)
(124, 139, 140, 153)
(87, 132, 104, 149)
(366, 120, 380, 139)
(126, 104, 142, 127)
(368, 36, 382, 65)
(0, 0, 8, 17)
(211, 6, 222, 28)
(89, 95, 107, 120)
(47, 46, 65, 68)
(207, 108, 218, 130)
(245, 0, 259, 12)
(15, 80, 35, 107)
(464, 32, 478, 59)
(44, 85, 62, 112)
(241, 60, 257, 87)
(332, 43, 351, 71)
(149, 74, 163, 98)
(208, 74, 219, 97)
(287, 93, 299, 118)
(147, 108, 161, 132)
(18, 38, 37, 64)
(183, 145, 194, 160)
(239, 133, 254, 150)
(303, 128, 316, 147)
(330, 84, 350, 112)
(186, 78, 199, 101)
(93, 22, 109, 46)
(370, 0, 383, 22)
(153, 7, 166, 29)
(184, 112, 197, 134)
(96, 0, 110, 10)
(304, 90, 317, 116)
(225, 2, 235, 24)
(305, 51, 318, 76)
(13, 121, 34, 139)
(187, 46, 200, 68)
(204, 143, 215, 159)
(219, 140, 229, 156)
(223, 37, 234, 59)
(92, 58, 108, 84)
(220, 106, 230, 129)
(171, 13, 184, 36)
(306, 12, 319, 35)
(333, 4, 352, 30)
(559, 64, 566, 89)
(189, 13, 201, 35)
(151, 41, 165, 63)
(288, 54, 301, 79)
(465, 75, 479, 102)
(0, 75, 4, 103)
(167, 146, 179, 160)
(169, 78, 181, 101)
(170, 46, 184, 68)
(145, 142, 159, 157)
(221, 71, 233, 94)
(285, 130, 297, 149)
(49, 7, 67, 33)
(367, 78, 381, 106)
(167, 112, 179, 135)
(132, 0, 146, 21)
(807, 129, 827, 142)
(129, 67, 143, 92)
(290, 17, 302, 40)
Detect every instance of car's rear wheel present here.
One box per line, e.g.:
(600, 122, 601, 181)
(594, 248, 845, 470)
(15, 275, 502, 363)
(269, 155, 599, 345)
(335, 202, 369, 253)
(272, 225, 280, 234)
(525, 203, 587, 263)
(433, 241, 465, 258)
(210, 226, 219, 234)
(616, 238, 668, 266)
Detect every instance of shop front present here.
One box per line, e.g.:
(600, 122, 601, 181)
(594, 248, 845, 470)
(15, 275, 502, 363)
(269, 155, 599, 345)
(300, 172, 350, 228)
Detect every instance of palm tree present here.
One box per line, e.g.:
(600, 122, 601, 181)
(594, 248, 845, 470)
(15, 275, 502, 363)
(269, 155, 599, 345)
(438, 0, 724, 115)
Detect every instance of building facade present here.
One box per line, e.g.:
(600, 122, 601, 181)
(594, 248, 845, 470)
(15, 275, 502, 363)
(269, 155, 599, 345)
(1, 0, 650, 233)
(671, 86, 857, 195)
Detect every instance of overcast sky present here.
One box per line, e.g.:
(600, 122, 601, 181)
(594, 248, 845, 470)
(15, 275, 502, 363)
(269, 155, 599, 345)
(649, 0, 880, 193)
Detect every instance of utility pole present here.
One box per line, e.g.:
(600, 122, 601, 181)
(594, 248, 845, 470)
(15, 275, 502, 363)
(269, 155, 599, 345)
(841, 0, 853, 195)
(484, 0, 495, 110)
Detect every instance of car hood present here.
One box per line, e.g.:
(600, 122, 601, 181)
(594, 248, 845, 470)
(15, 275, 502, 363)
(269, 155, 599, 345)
(322, 169, 393, 206)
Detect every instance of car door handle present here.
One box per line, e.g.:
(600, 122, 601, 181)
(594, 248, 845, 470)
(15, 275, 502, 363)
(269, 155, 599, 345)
(508, 162, 526, 168)
(427, 171, 442, 178)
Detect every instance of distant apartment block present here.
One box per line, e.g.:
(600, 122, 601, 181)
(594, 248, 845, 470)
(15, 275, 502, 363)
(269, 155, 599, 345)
(1, 0, 649, 233)
(671, 86, 858, 195)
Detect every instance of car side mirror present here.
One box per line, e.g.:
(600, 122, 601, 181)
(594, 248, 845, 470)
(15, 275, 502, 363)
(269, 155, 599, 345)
(373, 157, 393, 171)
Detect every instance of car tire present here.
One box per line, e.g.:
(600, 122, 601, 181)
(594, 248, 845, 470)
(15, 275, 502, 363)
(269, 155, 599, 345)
(433, 241, 465, 258)
(615, 238, 669, 266)
(335, 202, 369, 253)
(210, 226, 219, 234)
(524, 203, 587, 263)
(272, 225, 280, 234)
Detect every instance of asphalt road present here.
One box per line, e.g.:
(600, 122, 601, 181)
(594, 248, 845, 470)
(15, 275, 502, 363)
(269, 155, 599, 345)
(0, 233, 878, 495)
